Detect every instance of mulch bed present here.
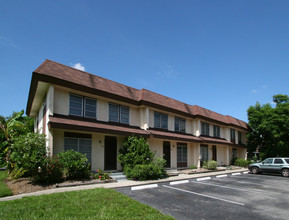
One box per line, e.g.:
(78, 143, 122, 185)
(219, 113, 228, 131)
(4, 177, 115, 195)
(4, 178, 55, 195)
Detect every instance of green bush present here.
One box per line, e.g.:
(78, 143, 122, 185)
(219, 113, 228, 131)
(10, 167, 27, 180)
(35, 155, 64, 184)
(202, 160, 218, 170)
(190, 165, 197, 169)
(234, 158, 251, 167)
(58, 150, 91, 180)
(125, 157, 167, 181)
(10, 133, 46, 177)
(118, 136, 167, 181)
(95, 168, 110, 180)
(118, 135, 154, 167)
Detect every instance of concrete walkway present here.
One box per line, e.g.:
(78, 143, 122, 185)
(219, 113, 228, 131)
(0, 168, 248, 202)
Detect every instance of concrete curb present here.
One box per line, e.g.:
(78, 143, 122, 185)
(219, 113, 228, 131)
(0, 168, 249, 202)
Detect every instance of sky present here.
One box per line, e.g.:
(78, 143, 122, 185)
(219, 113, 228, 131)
(1, 0, 289, 122)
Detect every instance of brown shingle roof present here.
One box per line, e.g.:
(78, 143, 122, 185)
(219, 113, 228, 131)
(199, 136, 233, 146)
(49, 116, 150, 137)
(148, 129, 201, 142)
(28, 59, 248, 130)
(34, 59, 140, 101)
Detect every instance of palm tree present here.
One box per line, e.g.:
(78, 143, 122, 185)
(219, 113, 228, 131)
(0, 111, 25, 171)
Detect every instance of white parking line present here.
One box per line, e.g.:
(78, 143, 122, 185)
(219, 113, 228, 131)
(192, 180, 266, 193)
(197, 177, 211, 181)
(231, 173, 241, 176)
(163, 185, 244, 206)
(131, 184, 158, 191)
(170, 180, 189, 185)
(216, 174, 228, 178)
(243, 171, 249, 174)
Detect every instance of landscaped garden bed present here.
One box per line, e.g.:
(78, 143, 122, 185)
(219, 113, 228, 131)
(3, 175, 115, 195)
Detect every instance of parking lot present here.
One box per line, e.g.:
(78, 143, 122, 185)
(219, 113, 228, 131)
(116, 172, 289, 220)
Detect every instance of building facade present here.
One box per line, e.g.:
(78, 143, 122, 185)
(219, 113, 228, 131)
(26, 60, 248, 171)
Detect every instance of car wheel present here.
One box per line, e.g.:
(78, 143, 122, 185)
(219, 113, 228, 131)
(251, 167, 260, 174)
(282, 169, 289, 177)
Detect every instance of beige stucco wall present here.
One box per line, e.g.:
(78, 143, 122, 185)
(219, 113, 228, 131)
(52, 129, 126, 171)
(140, 107, 149, 130)
(46, 85, 249, 171)
(53, 86, 141, 128)
(54, 87, 69, 115)
(129, 106, 140, 127)
(186, 119, 193, 134)
(147, 138, 201, 169)
(97, 99, 108, 121)
(216, 145, 227, 166)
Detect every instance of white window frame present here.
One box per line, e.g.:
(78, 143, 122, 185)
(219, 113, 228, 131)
(109, 103, 129, 124)
(154, 112, 168, 129)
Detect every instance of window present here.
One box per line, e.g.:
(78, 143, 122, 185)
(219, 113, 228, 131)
(274, 159, 284, 164)
(213, 125, 220, 138)
(230, 129, 236, 143)
(285, 159, 289, 164)
(154, 112, 168, 129)
(64, 133, 92, 164)
(84, 98, 97, 118)
(69, 94, 96, 118)
(109, 103, 129, 124)
(263, 158, 273, 164)
(238, 131, 242, 144)
(175, 117, 186, 132)
(201, 122, 210, 136)
(70, 94, 83, 116)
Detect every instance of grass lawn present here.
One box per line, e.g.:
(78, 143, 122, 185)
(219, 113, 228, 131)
(0, 170, 13, 197)
(0, 188, 174, 219)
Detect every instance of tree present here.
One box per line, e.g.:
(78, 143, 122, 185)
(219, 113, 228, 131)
(247, 94, 289, 158)
(0, 110, 34, 169)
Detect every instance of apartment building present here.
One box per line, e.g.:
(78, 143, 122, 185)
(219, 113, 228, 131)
(26, 60, 248, 171)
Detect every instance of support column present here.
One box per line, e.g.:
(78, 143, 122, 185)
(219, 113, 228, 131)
(226, 147, 230, 165)
(196, 143, 201, 168)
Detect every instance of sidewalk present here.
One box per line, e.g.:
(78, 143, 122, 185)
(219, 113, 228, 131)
(0, 168, 248, 202)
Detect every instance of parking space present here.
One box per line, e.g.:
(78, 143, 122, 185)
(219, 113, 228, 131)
(116, 173, 289, 220)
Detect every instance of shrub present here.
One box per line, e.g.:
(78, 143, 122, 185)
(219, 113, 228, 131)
(118, 136, 167, 181)
(202, 160, 218, 170)
(10, 167, 26, 180)
(234, 158, 251, 167)
(95, 169, 110, 180)
(118, 135, 154, 167)
(34, 155, 64, 184)
(190, 165, 197, 169)
(10, 133, 46, 177)
(125, 157, 167, 181)
(230, 157, 238, 165)
(58, 150, 91, 180)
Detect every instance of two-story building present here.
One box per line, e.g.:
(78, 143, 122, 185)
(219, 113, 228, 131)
(26, 60, 248, 171)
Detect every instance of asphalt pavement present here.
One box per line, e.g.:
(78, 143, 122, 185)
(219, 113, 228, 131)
(116, 172, 289, 220)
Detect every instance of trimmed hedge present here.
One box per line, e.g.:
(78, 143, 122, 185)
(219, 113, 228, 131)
(234, 158, 252, 167)
(202, 160, 218, 170)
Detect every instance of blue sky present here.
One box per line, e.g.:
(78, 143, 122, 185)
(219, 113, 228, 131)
(1, 0, 289, 122)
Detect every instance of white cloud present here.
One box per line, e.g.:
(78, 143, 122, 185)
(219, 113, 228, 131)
(252, 89, 257, 93)
(157, 65, 179, 79)
(0, 35, 18, 49)
(262, 84, 268, 89)
(72, 63, 85, 71)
